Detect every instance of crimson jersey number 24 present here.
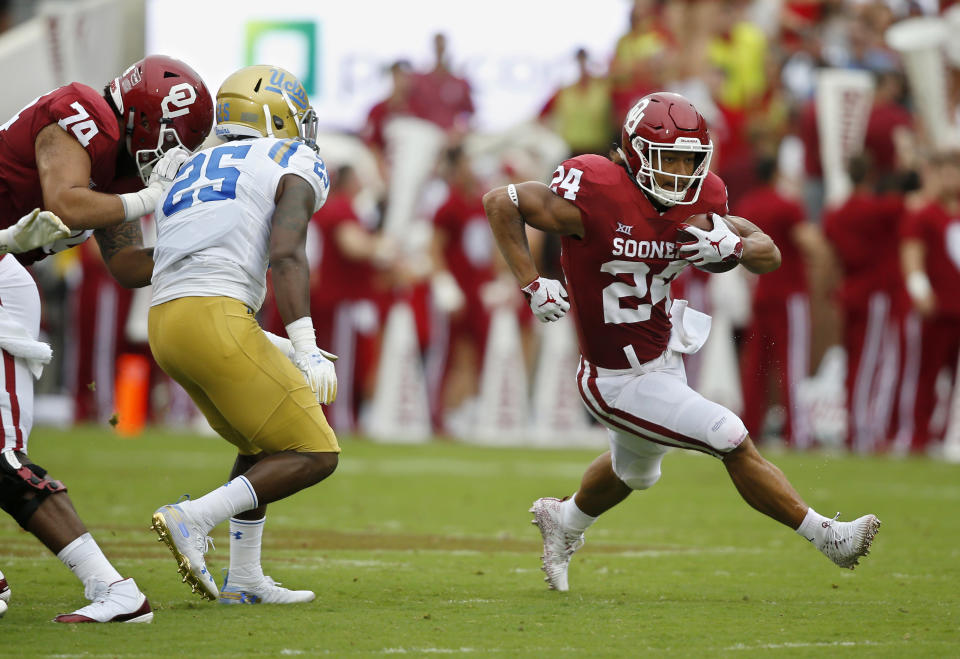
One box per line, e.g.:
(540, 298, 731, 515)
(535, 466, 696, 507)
(549, 166, 583, 200)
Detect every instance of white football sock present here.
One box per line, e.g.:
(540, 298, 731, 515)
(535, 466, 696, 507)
(56, 532, 123, 598)
(795, 507, 832, 545)
(228, 517, 266, 584)
(183, 476, 258, 529)
(561, 494, 597, 533)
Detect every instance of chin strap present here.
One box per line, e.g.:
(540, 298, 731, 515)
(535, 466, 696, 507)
(263, 104, 274, 137)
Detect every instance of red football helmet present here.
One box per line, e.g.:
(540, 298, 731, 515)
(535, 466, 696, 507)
(108, 55, 214, 183)
(619, 92, 713, 206)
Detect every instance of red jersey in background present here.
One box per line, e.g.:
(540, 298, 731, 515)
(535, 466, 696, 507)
(735, 185, 807, 304)
(433, 186, 495, 303)
(823, 192, 906, 312)
(410, 70, 474, 130)
(311, 194, 375, 309)
(901, 201, 960, 317)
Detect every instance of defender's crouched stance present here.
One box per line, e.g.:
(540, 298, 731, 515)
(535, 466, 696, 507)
(148, 66, 338, 604)
(484, 92, 880, 592)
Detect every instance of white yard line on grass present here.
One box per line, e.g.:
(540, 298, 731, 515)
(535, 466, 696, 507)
(381, 649, 481, 654)
(725, 640, 884, 651)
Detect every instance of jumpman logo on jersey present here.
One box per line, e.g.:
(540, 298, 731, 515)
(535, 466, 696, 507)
(616, 222, 633, 236)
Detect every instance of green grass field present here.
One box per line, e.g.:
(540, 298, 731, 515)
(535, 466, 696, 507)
(1, 426, 958, 657)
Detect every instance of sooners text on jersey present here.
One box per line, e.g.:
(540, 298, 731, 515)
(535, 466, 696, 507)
(0, 83, 121, 264)
(556, 155, 728, 369)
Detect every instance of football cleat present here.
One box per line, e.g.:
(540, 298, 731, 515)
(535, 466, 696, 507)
(0, 568, 10, 603)
(53, 578, 153, 623)
(529, 497, 585, 592)
(151, 503, 219, 601)
(816, 513, 881, 569)
(219, 570, 315, 605)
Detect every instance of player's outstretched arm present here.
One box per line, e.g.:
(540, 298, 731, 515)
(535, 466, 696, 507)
(725, 215, 781, 274)
(94, 222, 153, 288)
(483, 182, 583, 285)
(36, 125, 187, 230)
(484, 182, 583, 322)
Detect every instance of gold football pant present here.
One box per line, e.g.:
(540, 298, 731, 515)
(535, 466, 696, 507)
(148, 296, 339, 455)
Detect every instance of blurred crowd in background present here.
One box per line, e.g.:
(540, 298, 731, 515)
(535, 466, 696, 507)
(17, 0, 960, 458)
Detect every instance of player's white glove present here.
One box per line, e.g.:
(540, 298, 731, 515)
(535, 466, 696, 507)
(521, 276, 570, 322)
(0, 209, 71, 255)
(293, 348, 338, 405)
(285, 317, 338, 404)
(676, 215, 743, 266)
(42, 229, 93, 256)
(263, 330, 338, 364)
(118, 146, 192, 222)
(149, 146, 191, 187)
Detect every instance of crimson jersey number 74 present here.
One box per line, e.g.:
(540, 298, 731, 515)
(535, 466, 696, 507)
(549, 166, 583, 200)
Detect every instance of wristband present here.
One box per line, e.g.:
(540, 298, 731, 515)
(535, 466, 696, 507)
(906, 271, 932, 302)
(520, 277, 542, 295)
(507, 184, 520, 208)
(285, 316, 317, 354)
(118, 183, 162, 222)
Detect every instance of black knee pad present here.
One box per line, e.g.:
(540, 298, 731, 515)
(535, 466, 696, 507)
(0, 451, 67, 529)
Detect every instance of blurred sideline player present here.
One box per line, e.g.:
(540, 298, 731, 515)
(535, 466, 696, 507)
(309, 164, 391, 432)
(823, 154, 907, 453)
(362, 60, 414, 180)
(149, 65, 339, 605)
(0, 55, 212, 623)
(484, 92, 881, 592)
(70, 238, 139, 423)
(898, 152, 960, 454)
(430, 146, 496, 433)
(735, 156, 829, 448)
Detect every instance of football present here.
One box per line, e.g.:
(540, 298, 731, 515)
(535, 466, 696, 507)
(676, 213, 742, 273)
